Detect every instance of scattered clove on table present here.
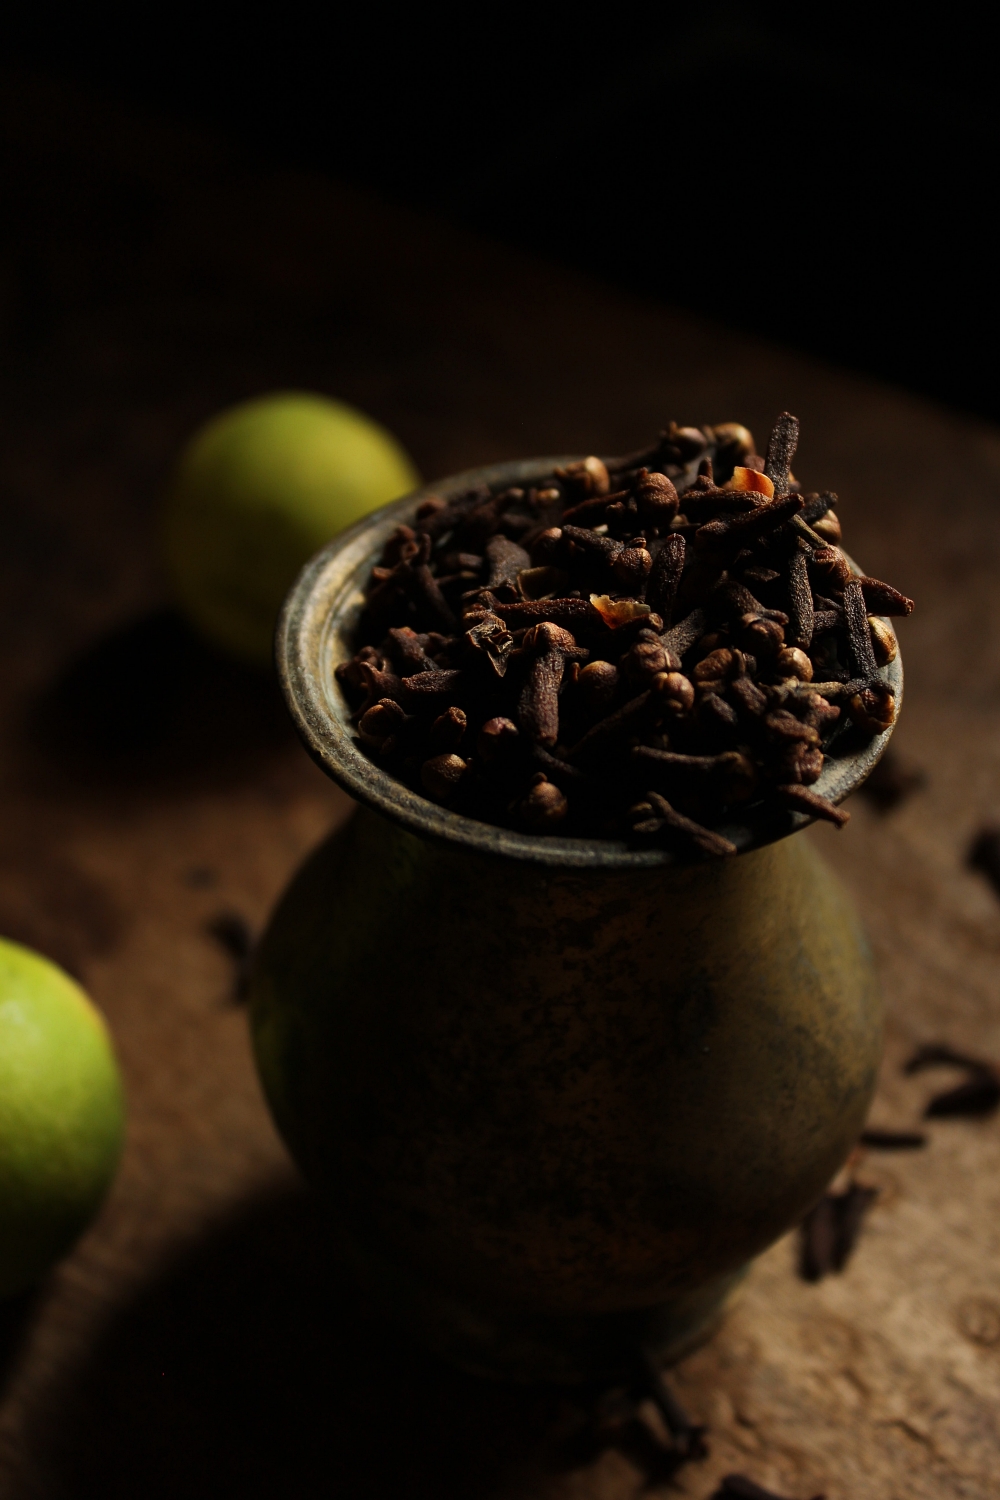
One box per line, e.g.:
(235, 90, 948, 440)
(711, 1475, 826, 1500)
(904, 1043, 1000, 1118)
(799, 1180, 879, 1282)
(858, 1127, 927, 1149)
(968, 825, 1000, 901)
(205, 910, 255, 1002)
(563, 1355, 707, 1485)
(336, 414, 912, 850)
(635, 1347, 707, 1461)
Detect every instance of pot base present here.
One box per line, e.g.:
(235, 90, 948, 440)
(343, 1232, 747, 1384)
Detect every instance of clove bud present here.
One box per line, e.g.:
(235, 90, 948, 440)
(477, 716, 519, 764)
(848, 684, 896, 736)
(633, 468, 679, 532)
(358, 697, 408, 750)
(576, 660, 619, 713)
(421, 753, 468, 801)
(693, 648, 735, 683)
(868, 616, 898, 665)
(554, 455, 610, 498)
(428, 706, 467, 753)
(518, 775, 568, 829)
(740, 613, 785, 656)
(775, 646, 813, 682)
(621, 637, 679, 686)
(650, 671, 695, 714)
(340, 411, 911, 845)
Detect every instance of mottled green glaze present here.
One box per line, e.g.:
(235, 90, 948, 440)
(251, 456, 892, 1383)
(251, 808, 880, 1379)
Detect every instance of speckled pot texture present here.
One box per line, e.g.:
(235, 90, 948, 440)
(250, 458, 897, 1383)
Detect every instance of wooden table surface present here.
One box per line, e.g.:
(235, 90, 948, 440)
(3, 70, 1000, 1500)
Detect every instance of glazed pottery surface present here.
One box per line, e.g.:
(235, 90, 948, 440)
(250, 458, 900, 1382)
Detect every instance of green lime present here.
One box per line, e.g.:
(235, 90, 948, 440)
(0, 938, 125, 1299)
(163, 391, 420, 666)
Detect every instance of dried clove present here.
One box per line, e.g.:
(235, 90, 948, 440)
(799, 1180, 878, 1281)
(775, 646, 813, 681)
(620, 636, 679, 686)
(569, 1361, 707, 1487)
(206, 911, 255, 1002)
(859, 1128, 927, 1149)
(421, 753, 468, 802)
(775, 784, 850, 827)
(633, 468, 679, 532)
(660, 606, 707, 659)
(636, 1348, 708, 1461)
(409, 533, 457, 631)
(399, 668, 466, 706)
(518, 774, 569, 830)
(847, 683, 895, 736)
(695, 493, 804, 554)
(858, 576, 915, 616)
(576, 659, 620, 714)
(570, 691, 656, 761)
(763, 410, 800, 496)
(925, 1076, 1000, 1118)
(711, 1476, 826, 1500)
(387, 626, 438, 676)
(904, 1043, 1000, 1118)
(968, 824, 1000, 900)
(646, 532, 686, 621)
(635, 791, 737, 858)
(358, 697, 408, 751)
(478, 716, 519, 764)
(798, 491, 837, 526)
(786, 543, 815, 649)
(336, 414, 910, 844)
(428, 705, 467, 753)
(867, 615, 898, 666)
(842, 577, 878, 680)
(494, 598, 597, 630)
(555, 454, 610, 497)
(518, 623, 589, 746)
(651, 670, 696, 715)
(465, 611, 514, 677)
(482, 534, 531, 594)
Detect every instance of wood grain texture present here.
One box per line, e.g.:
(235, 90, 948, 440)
(2, 69, 1000, 1499)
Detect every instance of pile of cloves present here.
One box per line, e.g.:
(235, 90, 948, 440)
(335, 414, 914, 851)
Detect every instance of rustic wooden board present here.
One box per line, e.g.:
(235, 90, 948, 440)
(2, 70, 1000, 1499)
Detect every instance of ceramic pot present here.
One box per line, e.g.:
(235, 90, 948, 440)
(250, 458, 900, 1383)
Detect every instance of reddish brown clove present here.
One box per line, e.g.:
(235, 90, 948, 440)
(762, 410, 800, 496)
(775, 784, 850, 827)
(518, 623, 589, 746)
(518, 774, 569, 829)
(421, 753, 468, 802)
(477, 716, 520, 764)
(338, 413, 911, 842)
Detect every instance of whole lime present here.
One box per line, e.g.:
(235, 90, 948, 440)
(163, 392, 420, 665)
(0, 938, 125, 1299)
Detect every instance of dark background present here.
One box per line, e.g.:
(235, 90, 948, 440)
(3, 4, 993, 420)
(4, 11, 1000, 1499)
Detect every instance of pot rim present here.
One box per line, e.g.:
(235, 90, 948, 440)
(276, 456, 902, 869)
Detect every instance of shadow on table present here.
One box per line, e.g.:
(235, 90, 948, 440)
(30, 608, 298, 797)
(1, 1288, 42, 1396)
(40, 1186, 559, 1500)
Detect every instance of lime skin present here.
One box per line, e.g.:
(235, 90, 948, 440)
(163, 391, 421, 666)
(0, 938, 125, 1300)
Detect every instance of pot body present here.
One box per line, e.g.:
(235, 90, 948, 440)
(250, 804, 881, 1381)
